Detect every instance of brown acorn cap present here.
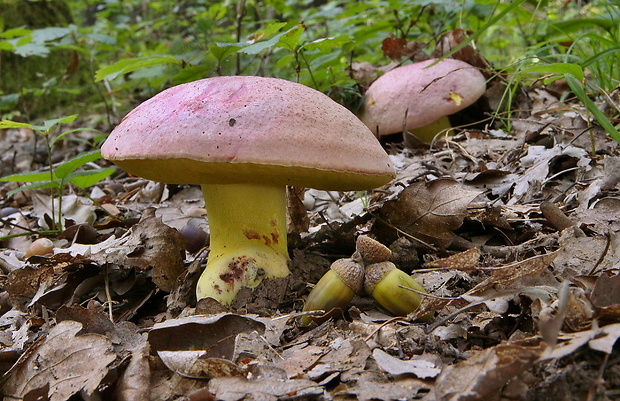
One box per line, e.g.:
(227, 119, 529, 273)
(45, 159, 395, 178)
(363, 261, 396, 295)
(356, 235, 392, 265)
(330, 258, 365, 295)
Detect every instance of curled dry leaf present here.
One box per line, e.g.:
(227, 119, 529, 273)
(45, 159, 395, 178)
(3, 320, 116, 401)
(435, 343, 543, 401)
(60, 207, 186, 292)
(372, 349, 441, 379)
(148, 314, 266, 360)
(157, 351, 246, 379)
(208, 376, 324, 400)
(539, 322, 620, 361)
(116, 340, 150, 401)
(378, 179, 481, 248)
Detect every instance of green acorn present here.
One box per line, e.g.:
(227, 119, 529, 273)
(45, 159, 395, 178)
(301, 258, 364, 326)
(364, 261, 432, 321)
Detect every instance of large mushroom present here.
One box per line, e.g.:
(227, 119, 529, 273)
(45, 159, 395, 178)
(359, 58, 487, 143)
(101, 76, 395, 304)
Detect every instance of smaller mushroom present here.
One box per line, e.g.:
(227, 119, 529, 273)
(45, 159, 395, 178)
(359, 58, 487, 143)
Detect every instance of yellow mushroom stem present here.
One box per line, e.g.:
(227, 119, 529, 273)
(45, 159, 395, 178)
(405, 115, 453, 144)
(196, 183, 290, 304)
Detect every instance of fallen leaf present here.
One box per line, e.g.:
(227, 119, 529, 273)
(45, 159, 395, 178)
(148, 314, 265, 359)
(539, 322, 620, 360)
(372, 349, 441, 379)
(208, 376, 324, 400)
(58, 207, 185, 292)
(116, 340, 150, 401)
(435, 343, 542, 401)
(336, 374, 431, 401)
(3, 320, 116, 401)
(157, 351, 246, 379)
(424, 248, 481, 270)
(510, 145, 590, 205)
(378, 179, 481, 248)
(381, 35, 408, 60)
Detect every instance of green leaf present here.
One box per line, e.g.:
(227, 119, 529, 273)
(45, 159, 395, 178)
(434, 0, 528, 62)
(582, 47, 620, 69)
(52, 127, 100, 145)
(565, 74, 620, 144)
(0, 120, 33, 130)
(30, 115, 78, 132)
(30, 26, 73, 43)
(238, 23, 294, 55)
(0, 170, 55, 183)
(240, 30, 289, 55)
(210, 42, 244, 61)
(551, 18, 617, 34)
(302, 35, 351, 52)
(0, 27, 31, 39)
(65, 168, 116, 188)
(54, 149, 102, 179)
(7, 181, 61, 198)
(519, 63, 584, 82)
(95, 55, 181, 81)
(275, 25, 305, 51)
(12, 42, 49, 57)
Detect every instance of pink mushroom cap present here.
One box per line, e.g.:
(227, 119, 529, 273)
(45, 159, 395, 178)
(359, 58, 487, 136)
(102, 76, 395, 190)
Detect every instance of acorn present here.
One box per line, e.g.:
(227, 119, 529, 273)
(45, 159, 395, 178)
(301, 258, 364, 326)
(364, 261, 432, 321)
(25, 237, 55, 258)
(354, 235, 392, 264)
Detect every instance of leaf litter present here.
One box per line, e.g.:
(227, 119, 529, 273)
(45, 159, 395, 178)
(1, 57, 620, 401)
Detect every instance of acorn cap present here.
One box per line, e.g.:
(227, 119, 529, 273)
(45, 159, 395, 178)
(355, 235, 392, 265)
(363, 261, 396, 295)
(331, 258, 365, 295)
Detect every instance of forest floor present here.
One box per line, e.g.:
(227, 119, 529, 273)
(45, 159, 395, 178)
(1, 75, 620, 401)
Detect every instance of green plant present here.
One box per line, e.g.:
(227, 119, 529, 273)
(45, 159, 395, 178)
(0, 115, 114, 230)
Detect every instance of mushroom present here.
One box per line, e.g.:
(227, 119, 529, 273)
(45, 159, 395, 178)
(359, 58, 487, 143)
(101, 76, 395, 304)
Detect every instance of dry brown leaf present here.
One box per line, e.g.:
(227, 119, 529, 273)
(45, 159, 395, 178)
(379, 179, 481, 248)
(116, 340, 150, 401)
(466, 253, 559, 298)
(122, 208, 185, 291)
(372, 349, 441, 379)
(5, 264, 54, 308)
(286, 186, 310, 234)
(591, 273, 620, 321)
(539, 323, 620, 361)
(208, 376, 324, 400)
(435, 343, 542, 401)
(424, 248, 481, 270)
(3, 320, 116, 401)
(336, 375, 431, 401)
(148, 314, 265, 359)
(305, 338, 372, 382)
(460, 253, 559, 315)
(157, 351, 246, 379)
(381, 35, 408, 60)
(58, 207, 185, 292)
